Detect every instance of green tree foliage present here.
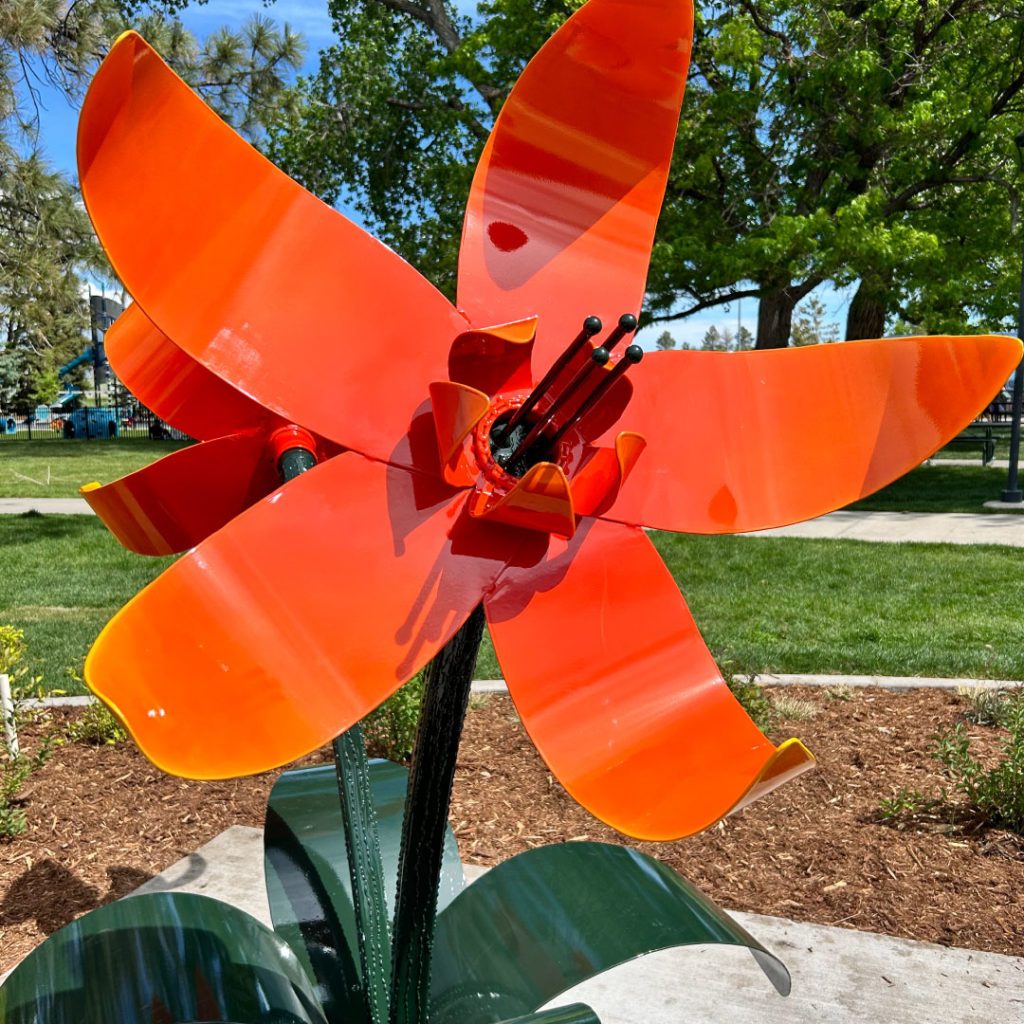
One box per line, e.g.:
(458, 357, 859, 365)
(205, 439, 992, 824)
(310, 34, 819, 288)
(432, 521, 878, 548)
(270, 0, 1024, 345)
(0, 2, 304, 412)
(655, 330, 677, 350)
(790, 296, 840, 347)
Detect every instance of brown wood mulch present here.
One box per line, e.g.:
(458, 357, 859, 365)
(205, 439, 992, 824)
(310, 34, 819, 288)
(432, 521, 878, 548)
(1, 688, 1022, 976)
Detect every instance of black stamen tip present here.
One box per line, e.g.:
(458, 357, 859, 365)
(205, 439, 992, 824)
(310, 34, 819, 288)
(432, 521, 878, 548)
(624, 344, 643, 364)
(584, 315, 603, 335)
(591, 346, 611, 366)
(618, 313, 638, 332)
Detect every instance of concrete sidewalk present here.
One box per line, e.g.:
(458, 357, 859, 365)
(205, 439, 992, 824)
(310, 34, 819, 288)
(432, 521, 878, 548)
(118, 827, 1023, 1024)
(4, 498, 1024, 547)
(0, 497, 92, 515)
(744, 509, 1024, 546)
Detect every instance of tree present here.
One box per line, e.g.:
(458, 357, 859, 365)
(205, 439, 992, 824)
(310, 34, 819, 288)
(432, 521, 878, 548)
(269, 0, 1024, 346)
(655, 330, 677, 351)
(790, 296, 840, 347)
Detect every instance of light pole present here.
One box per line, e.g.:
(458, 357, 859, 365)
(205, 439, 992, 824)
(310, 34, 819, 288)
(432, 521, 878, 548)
(1001, 131, 1024, 503)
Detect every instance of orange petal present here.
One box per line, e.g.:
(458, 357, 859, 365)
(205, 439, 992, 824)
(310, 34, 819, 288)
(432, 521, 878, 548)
(448, 317, 538, 397)
(81, 432, 281, 555)
(484, 517, 814, 840)
(78, 32, 466, 464)
(602, 335, 1023, 533)
(568, 431, 646, 517)
(106, 304, 274, 441)
(428, 380, 491, 486)
(470, 462, 576, 537)
(458, 0, 693, 369)
(85, 453, 517, 779)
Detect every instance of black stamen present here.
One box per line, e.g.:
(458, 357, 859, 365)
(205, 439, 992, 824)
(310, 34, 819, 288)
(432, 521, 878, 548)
(503, 316, 603, 436)
(602, 313, 639, 353)
(547, 344, 644, 447)
(505, 346, 610, 466)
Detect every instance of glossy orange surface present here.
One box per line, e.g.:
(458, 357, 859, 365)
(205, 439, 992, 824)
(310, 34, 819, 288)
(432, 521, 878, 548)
(78, 31, 466, 465)
(486, 517, 813, 840)
(458, 0, 692, 370)
(79, 0, 1021, 838)
(86, 453, 526, 778)
(603, 335, 1022, 533)
(105, 304, 273, 441)
(82, 432, 280, 555)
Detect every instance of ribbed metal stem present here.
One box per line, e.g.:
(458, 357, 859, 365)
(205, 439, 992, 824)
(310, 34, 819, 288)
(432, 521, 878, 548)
(389, 605, 486, 1024)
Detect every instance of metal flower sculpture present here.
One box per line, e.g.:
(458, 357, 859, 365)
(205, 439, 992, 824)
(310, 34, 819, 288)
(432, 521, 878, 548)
(75, 4, 1016, 843)
(2, 0, 1018, 1021)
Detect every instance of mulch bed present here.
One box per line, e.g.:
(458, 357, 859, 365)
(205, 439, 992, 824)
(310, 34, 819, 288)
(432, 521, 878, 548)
(2, 688, 1022, 975)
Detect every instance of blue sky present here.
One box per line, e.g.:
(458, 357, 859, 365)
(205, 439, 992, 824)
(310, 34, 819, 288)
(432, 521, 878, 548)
(27, 0, 852, 346)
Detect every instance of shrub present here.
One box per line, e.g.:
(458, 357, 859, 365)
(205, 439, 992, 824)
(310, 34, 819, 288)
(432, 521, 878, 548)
(957, 686, 1016, 728)
(0, 743, 54, 841)
(66, 701, 128, 746)
(363, 673, 425, 763)
(727, 675, 774, 733)
(935, 690, 1024, 833)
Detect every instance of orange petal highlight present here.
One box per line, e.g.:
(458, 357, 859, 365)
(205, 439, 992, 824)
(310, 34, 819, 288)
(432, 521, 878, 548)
(485, 517, 814, 840)
(78, 32, 465, 463)
(603, 335, 1023, 533)
(82, 432, 280, 555)
(458, 0, 693, 371)
(429, 381, 491, 486)
(106, 304, 273, 441)
(86, 453, 514, 779)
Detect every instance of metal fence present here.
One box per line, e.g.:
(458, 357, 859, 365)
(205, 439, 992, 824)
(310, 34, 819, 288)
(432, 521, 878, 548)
(0, 406, 190, 442)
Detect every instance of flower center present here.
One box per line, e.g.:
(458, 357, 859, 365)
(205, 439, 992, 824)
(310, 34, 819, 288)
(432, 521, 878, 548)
(484, 313, 644, 479)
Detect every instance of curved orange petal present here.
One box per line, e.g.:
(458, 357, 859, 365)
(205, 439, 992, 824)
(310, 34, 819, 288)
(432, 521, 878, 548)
(458, 0, 693, 366)
(484, 517, 814, 840)
(601, 334, 1023, 534)
(85, 452, 518, 779)
(106, 304, 274, 441)
(78, 32, 466, 463)
(470, 462, 576, 537)
(81, 432, 281, 555)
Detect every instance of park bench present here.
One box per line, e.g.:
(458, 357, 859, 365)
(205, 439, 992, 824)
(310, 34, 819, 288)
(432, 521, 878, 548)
(941, 424, 996, 464)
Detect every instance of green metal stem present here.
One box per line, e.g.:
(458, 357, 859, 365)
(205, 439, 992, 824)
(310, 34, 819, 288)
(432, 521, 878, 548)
(389, 604, 487, 1024)
(278, 445, 391, 1024)
(333, 726, 392, 1024)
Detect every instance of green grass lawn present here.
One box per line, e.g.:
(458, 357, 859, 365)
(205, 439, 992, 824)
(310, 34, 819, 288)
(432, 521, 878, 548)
(846, 464, 1024, 514)
(0, 439, 187, 498)
(0, 515, 173, 693)
(3, 514, 1022, 693)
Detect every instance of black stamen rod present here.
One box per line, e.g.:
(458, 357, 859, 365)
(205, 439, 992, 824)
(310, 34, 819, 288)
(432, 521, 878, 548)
(547, 344, 644, 448)
(602, 313, 639, 353)
(503, 316, 603, 435)
(506, 346, 610, 465)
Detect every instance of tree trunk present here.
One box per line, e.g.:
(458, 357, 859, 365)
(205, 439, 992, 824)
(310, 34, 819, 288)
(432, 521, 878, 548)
(755, 290, 799, 348)
(845, 275, 890, 340)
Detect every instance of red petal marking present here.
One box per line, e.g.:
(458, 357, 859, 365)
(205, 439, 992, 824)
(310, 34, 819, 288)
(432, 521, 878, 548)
(428, 381, 491, 486)
(469, 462, 576, 538)
(85, 453, 517, 779)
(485, 517, 815, 840)
(78, 33, 466, 465)
(81, 432, 280, 555)
(568, 431, 646, 517)
(601, 335, 1023, 533)
(458, 0, 693, 369)
(448, 317, 538, 397)
(106, 304, 273, 441)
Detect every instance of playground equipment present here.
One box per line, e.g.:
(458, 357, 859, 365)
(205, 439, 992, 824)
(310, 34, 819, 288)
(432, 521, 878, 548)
(1, 4, 1020, 1023)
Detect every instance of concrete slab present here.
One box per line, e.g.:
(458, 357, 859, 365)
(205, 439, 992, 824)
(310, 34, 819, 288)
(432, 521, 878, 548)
(743, 509, 1024, 546)
(107, 830, 1024, 1024)
(0, 497, 93, 515)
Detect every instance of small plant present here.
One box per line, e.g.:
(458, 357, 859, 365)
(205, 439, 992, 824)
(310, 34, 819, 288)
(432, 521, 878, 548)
(935, 691, 1024, 833)
(363, 672, 425, 762)
(825, 684, 854, 702)
(877, 786, 928, 823)
(770, 694, 819, 722)
(727, 675, 775, 733)
(66, 701, 128, 746)
(0, 740, 54, 841)
(957, 686, 1015, 727)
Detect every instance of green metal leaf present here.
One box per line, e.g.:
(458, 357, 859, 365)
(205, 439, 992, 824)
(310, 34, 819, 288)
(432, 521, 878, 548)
(0, 891, 327, 1024)
(496, 1006, 600, 1024)
(429, 842, 790, 1024)
(264, 760, 463, 1023)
